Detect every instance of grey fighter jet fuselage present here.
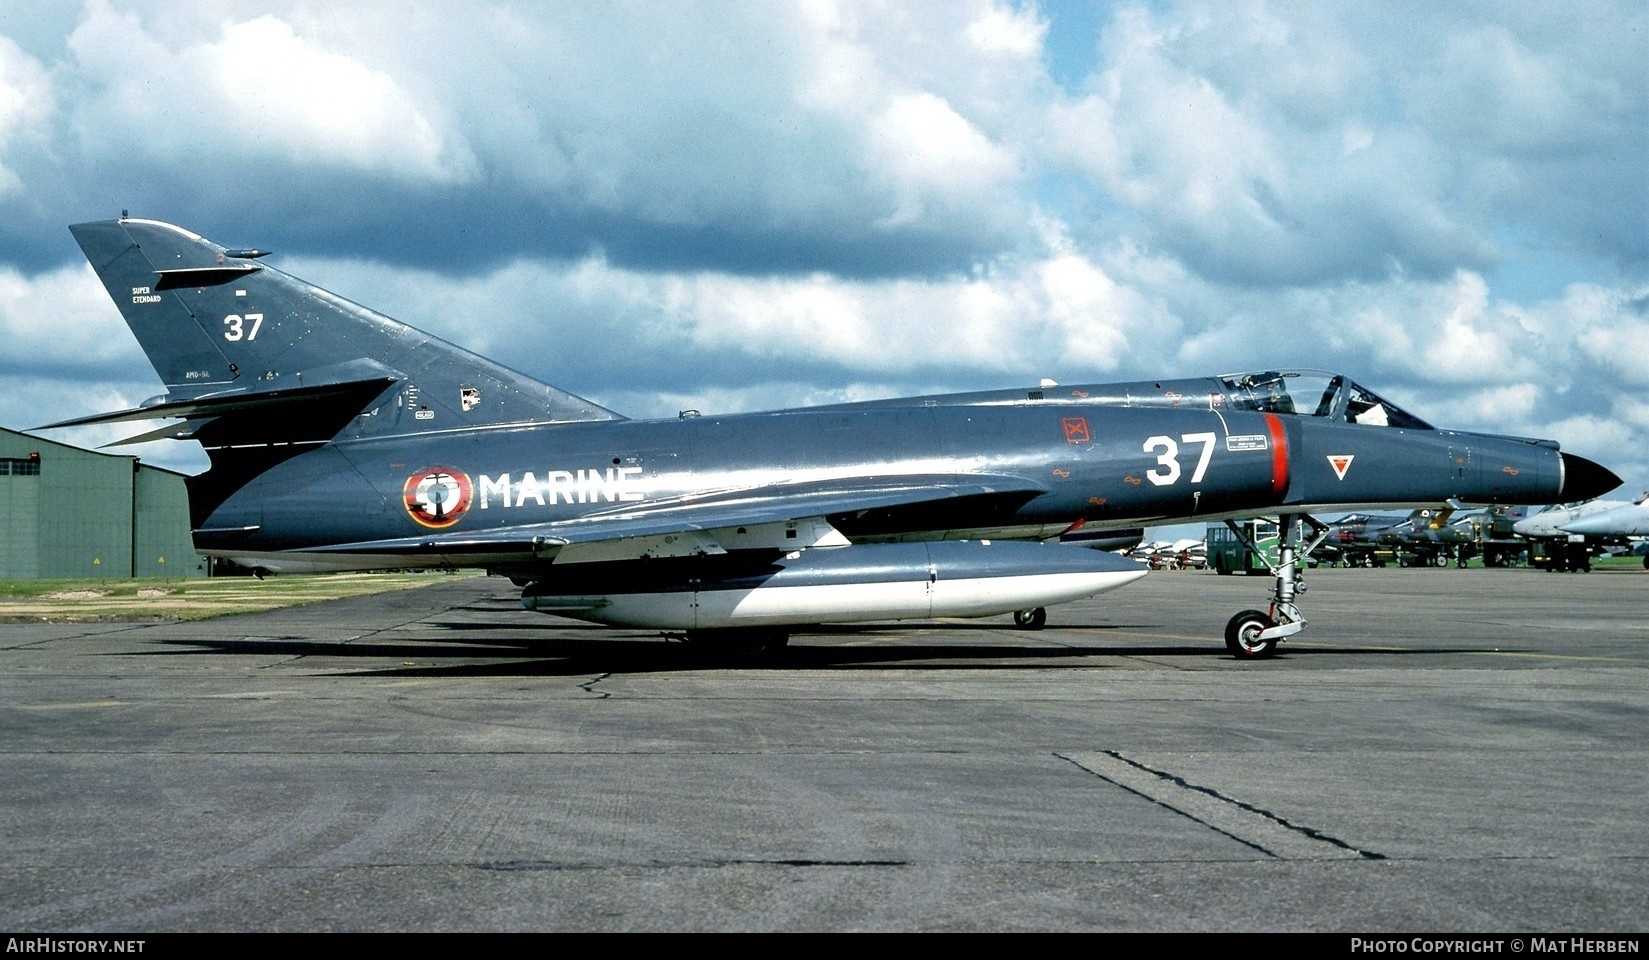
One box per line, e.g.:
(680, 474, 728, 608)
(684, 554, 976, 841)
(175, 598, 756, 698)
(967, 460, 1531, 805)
(1511, 495, 1645, 572)
(1560, 494, 1649, 537)
(50, 218, 1622, 658)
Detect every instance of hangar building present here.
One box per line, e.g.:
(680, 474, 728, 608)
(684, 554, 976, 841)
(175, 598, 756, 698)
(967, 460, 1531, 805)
(0, 427, 202, 579)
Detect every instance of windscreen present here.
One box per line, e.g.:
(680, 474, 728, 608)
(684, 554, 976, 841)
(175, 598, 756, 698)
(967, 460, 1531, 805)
(1217, 370, 1432, 429)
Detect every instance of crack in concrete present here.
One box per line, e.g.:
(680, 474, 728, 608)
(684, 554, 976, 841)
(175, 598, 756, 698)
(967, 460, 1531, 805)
(1060, 750, 1385, 860)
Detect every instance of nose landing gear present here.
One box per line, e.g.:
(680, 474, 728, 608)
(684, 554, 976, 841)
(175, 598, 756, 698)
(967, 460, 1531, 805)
(1220, 513, 1328, 659)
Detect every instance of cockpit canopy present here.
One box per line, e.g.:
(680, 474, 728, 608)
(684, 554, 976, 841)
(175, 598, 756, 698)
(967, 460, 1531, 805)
(806, 367, 1437, 430)
(1217, 370, 1432, 429)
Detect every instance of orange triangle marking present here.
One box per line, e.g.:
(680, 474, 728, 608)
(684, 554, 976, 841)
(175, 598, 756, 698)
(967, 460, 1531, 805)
(1328, 455, 1354, 480)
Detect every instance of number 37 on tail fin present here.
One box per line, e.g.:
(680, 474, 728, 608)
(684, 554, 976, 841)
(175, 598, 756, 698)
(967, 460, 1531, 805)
(47, 217, 1621, 658)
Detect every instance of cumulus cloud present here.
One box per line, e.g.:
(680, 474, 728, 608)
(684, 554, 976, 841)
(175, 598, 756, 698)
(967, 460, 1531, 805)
(0, 33, 52, 195)
(966, 2, 1046, 59)
(1571, 286, 1649, 388)
(0, 263, 145, 378)
(64, 2, 475, 184)
(868, 91, 1023, 228)
(1316, 271, 1543, 385)
(281, 224, 1173, 411)
(1414, 20, 1628, 154)
(1045, 5, 1499, 286)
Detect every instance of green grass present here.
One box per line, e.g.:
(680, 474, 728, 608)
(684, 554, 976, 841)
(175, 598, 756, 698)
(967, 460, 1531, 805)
(0, 570, 484, 622)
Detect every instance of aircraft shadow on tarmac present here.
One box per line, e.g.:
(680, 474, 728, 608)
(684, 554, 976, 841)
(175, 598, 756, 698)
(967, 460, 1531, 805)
(129, 619, 1460, 678)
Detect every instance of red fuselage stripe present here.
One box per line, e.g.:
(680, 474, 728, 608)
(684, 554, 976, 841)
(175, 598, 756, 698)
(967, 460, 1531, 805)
(1265, 413, 1290, 497)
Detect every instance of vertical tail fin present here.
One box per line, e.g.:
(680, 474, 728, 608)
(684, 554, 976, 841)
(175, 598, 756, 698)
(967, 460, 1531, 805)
(62, 218, 623, 444)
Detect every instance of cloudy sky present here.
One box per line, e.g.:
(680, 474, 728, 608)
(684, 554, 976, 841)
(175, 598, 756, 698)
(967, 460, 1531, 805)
(2, 0, 1645, 510)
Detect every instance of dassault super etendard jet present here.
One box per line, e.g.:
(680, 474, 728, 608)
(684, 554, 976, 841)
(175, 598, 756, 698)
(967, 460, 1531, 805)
(49, 218, 1621, 658)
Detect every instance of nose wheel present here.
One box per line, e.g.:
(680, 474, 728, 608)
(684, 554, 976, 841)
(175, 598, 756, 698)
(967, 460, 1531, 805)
(1225, 608, 1279, 659)
(1220, 513, 1329, 659)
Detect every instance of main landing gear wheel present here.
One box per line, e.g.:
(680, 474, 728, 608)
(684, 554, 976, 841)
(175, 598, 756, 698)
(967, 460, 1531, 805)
(1225, 609, 1279, 659)
(1014, 607, 1047, 630)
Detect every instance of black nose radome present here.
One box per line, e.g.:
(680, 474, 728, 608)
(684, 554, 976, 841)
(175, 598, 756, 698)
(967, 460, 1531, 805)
(1560, 453, 1622, 502)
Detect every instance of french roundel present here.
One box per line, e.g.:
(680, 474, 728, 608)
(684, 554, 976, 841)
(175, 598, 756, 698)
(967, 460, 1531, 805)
(403, 467, 473, 528)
